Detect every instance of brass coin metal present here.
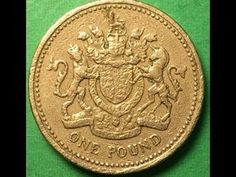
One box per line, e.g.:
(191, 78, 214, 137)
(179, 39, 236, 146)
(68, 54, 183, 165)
(29, 0, 204, 174)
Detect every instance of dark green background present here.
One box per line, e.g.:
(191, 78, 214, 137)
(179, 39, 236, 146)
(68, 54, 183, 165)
(26, 0, 209, 176)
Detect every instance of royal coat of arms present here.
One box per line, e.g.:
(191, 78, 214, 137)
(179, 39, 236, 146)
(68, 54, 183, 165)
(47, 11, 187, 140)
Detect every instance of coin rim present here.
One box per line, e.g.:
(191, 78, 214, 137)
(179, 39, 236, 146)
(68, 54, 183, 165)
(29, 0, 204, 174)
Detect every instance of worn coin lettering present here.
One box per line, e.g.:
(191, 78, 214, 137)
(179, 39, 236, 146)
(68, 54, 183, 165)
(108, 134, 161, 158)
(70, 132, 100, 155)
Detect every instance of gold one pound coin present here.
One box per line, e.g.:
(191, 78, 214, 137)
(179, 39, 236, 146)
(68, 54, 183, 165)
(29, 0, 204, 174)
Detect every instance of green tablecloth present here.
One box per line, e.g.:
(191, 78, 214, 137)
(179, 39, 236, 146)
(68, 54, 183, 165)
(26, 0, 209, 176)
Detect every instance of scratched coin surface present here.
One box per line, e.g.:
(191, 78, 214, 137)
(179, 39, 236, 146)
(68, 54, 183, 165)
(29, 0, 204, 174)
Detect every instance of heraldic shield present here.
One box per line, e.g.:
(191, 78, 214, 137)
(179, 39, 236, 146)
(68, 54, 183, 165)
(47, 11, 187, 140)
(99, 65, 133, 104)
